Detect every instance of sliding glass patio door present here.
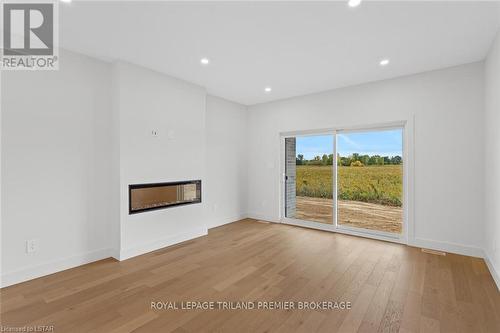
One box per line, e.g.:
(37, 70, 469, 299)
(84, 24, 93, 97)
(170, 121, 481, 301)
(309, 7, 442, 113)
(282, 126, 404, 241)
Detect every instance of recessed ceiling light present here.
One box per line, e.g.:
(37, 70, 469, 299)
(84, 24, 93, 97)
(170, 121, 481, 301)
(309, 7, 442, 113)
(200, 58, 210, 65)
(379, 59, 390, 66)
(60, 0, 72, 3)
(264, 87, 272, 93)
(348, 0, 362, 8)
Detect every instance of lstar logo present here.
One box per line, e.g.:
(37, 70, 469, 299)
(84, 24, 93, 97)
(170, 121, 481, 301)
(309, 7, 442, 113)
(1, 1, 59, 70)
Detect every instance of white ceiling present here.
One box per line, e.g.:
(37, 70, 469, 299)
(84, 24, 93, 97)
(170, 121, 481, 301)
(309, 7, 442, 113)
(60, 1, 500, 105)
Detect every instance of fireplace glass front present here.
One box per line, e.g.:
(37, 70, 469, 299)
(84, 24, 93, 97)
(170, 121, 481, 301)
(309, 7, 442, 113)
(129, 180, 201, 214)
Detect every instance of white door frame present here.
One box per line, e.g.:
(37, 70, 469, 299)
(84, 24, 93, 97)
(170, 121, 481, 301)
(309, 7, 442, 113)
(279, 119, 414, 245)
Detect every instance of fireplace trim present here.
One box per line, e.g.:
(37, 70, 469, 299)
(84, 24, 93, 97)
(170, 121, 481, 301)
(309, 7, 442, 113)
(128, 180, 202, 215)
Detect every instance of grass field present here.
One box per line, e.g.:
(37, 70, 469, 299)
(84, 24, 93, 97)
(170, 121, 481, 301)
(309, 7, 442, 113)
(296, 165, 403, 207)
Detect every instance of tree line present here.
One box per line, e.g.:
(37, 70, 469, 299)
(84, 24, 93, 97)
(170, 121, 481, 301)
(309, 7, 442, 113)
(296, 153, 402, 166)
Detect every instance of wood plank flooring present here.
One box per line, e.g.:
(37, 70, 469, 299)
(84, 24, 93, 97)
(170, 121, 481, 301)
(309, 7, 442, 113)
(1, 219, 499, 332)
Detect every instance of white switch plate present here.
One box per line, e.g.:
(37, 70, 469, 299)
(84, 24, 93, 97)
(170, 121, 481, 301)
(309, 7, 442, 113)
(151, 129, 159, 137)
(26, 239, 37, 253)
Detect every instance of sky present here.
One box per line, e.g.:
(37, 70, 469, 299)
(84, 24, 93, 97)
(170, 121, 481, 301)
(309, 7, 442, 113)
(296, 129, 403, 159)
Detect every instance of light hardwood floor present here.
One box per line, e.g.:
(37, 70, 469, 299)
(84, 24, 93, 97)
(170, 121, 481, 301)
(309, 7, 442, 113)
(1, 219, 499, 332)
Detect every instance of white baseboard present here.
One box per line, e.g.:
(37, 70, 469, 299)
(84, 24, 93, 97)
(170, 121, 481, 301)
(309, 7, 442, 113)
(207, 214, 248, 229)
(118, 227, 208, 261)
(409, 237, 484, 258)
(484, 251, 500, 291)
(1, 248, 112, 288)
(246, 213, 280, 224)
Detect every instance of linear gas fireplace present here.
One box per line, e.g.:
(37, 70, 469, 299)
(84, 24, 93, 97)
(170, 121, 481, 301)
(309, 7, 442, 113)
(129, 180, 201, 214)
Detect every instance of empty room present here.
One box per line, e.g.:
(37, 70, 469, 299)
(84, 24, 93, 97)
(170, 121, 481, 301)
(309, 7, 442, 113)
(1, 0, 500, 332)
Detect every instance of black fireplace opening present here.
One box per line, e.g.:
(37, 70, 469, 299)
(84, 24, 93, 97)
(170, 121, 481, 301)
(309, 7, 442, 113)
(129, 180, 201, 214)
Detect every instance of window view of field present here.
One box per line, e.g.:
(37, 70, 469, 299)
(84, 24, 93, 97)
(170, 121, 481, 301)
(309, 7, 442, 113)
(295, 130, 403, 233)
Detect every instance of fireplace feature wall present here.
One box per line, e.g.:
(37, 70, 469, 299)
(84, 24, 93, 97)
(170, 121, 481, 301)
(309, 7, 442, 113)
(129, 180, 201, 214)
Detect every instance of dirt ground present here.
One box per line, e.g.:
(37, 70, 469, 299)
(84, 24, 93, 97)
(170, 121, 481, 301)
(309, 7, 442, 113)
(295, 196, 402, 234)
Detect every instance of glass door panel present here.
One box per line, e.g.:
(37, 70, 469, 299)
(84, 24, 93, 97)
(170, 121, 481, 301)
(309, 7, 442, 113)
(285, 135, 334, 224)
(336, 128, 403, 234)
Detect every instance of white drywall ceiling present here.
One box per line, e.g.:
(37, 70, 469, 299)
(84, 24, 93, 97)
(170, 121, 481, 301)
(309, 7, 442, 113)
(60, 1, 500, 105)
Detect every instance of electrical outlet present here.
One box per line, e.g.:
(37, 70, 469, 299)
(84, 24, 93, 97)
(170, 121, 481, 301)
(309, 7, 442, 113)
(26, 239, 37, 254)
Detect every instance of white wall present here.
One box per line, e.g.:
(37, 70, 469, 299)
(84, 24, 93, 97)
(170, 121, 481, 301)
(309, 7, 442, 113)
(1, 50, 113, 286)
(484, 30, 500, 287)
(205, 95, 248, 228)
(112, 62, 208, 260)
(247, 63, 485, 256)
